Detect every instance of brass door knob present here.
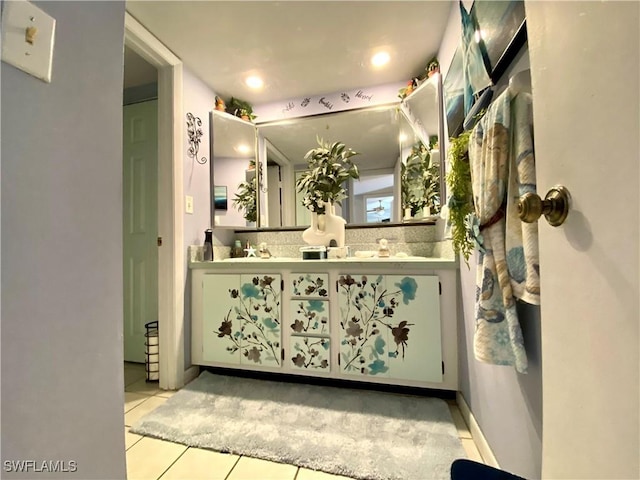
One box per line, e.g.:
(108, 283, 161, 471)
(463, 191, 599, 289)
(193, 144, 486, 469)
(517, 185, 571, 226)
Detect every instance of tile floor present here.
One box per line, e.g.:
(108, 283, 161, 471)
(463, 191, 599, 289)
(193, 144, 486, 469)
(124, 362, 484, 480)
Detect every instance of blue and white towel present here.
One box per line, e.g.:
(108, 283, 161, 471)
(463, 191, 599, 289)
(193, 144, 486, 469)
(468, 88, 539, 374)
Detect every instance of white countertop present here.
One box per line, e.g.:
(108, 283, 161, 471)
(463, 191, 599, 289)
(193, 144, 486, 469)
(189, 255, 458, 270)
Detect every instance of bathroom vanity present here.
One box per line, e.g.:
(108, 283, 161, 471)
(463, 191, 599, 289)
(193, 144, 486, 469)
(191, 256, 458, 391)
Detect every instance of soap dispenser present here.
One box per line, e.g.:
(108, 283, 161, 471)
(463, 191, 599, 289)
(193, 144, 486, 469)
(203, 229, 213, 261)
(378, 238, 390, 258)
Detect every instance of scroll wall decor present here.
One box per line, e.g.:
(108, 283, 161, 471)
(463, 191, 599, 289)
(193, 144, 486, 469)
(186, 112, 207, 164)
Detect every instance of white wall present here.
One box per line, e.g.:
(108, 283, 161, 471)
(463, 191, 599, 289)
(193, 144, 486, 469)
(1, 2, 126, 477)
(438, 4, 542, 478)
(182, 68, 217, 367)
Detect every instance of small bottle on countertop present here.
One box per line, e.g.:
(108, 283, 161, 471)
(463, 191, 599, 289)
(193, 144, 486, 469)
(203, 229, 214, 261)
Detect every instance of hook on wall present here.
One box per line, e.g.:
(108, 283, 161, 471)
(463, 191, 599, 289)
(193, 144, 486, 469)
(186, 113, 207, 164)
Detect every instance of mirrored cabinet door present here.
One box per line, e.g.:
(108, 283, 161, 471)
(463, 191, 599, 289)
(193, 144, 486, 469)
(210, 110, 258, 228)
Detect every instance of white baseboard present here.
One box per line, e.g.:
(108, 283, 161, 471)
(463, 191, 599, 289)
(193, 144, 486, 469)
(183, 365, 200, 386)
(456, 392, 500, 468)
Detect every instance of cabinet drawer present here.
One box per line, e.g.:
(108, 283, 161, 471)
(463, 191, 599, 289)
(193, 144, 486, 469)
(290, 336, 331, 371)
(289, 299, 329, 334)
(291, 273, 329, 298)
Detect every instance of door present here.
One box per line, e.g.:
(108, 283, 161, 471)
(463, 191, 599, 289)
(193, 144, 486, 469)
(267, 165, 283, 227)
(123, 100, 158, 363)
(527, 2, 639, 478)
(385, 275, 442, 383)
(202, 274, 242, 365)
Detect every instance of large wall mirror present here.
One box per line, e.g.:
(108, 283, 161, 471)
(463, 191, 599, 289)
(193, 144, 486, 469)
(258, 105, 403, 228)
(210, 74, 444, 230)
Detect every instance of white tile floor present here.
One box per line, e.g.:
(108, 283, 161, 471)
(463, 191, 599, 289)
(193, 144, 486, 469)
(124, 362, 484, 479)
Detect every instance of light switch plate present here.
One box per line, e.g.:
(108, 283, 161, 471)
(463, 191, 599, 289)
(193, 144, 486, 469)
(1, 0, 56, 83)
(185, 195, 194, 214)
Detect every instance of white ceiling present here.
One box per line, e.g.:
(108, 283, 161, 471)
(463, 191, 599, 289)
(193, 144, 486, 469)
(124, 1, 453, 105)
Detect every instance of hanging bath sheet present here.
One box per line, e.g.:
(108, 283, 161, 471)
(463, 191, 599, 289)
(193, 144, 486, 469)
(468, 88, 538, 374)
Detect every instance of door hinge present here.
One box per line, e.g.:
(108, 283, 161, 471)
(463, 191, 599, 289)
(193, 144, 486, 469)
(442, 361, 445, 374)
(439, 281, 442, 295)
(157, 236, 163, 246)
(338, 354, 341, 366)
(281, 348, 285, 361)
(281, 279, 284, 291)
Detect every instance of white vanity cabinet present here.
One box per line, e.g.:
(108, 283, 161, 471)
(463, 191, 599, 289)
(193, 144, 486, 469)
(191, 258, 458, 390)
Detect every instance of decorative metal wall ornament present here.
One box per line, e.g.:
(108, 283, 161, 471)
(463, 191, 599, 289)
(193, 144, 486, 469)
(258, 159, 268, 193)
(186, 112, 207, 164)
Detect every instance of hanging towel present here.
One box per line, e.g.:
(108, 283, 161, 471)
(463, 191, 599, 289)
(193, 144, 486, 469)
(468, 87, 538, 374)
(505, 93, 540, 305)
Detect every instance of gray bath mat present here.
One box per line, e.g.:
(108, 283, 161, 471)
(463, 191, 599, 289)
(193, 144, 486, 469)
(131, 371, 466, 480)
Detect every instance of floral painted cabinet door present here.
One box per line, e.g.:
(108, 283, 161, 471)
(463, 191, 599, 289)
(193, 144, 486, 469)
(386, 275, 442, 383)
(202, 274, 282, 367)
(337, 274, 442, 382)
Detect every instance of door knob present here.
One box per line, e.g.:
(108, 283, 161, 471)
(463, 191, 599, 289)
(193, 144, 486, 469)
(517, 185, 571, 226)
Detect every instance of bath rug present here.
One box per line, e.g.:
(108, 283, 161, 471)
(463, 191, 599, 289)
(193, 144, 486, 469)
(131, 371, 466, 480)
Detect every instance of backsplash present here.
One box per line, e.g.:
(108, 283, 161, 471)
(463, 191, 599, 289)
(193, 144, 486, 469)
(191, 223, 453, 261)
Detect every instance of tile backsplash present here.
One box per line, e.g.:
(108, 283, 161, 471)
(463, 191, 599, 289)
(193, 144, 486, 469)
(191, 223, 453, 261)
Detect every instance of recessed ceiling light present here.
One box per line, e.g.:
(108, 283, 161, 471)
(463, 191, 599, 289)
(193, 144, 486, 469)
(236, 144, 251, 154)
(371, 51, 390, 68)
(245, 76, 264, 89)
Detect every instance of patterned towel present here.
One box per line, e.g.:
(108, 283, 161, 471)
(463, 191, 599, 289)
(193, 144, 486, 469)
(468, 87, 539, 374)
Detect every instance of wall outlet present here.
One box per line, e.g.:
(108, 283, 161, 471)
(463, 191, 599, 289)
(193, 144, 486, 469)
(1, 1, 56, 83)
(185, 195, 194, 214)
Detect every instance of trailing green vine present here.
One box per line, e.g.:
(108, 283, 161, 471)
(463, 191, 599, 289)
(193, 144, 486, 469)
(445, 131, 474, 266)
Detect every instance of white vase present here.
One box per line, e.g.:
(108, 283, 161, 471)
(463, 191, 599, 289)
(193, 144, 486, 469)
(302, 202, 346, 247)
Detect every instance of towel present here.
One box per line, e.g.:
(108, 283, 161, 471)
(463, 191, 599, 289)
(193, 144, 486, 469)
(468, 87, 539, 374)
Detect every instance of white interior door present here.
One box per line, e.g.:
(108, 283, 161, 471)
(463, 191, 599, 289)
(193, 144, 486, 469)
(527, 2, 639, 477)
(123, 100, 159, 363)
(267, 165, 283, 227)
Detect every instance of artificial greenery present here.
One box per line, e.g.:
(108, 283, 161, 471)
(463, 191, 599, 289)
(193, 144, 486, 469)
(401, 141, 440, 216)
(426, 57, 440, 76)
(295, 137, 359, 215)
(445, 130, 474, 265)
(233, 167, 257, 223)
(226, 97, 256, 121)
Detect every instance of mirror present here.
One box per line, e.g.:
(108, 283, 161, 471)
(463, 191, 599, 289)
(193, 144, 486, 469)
(210, 110, 258, 228)
(256, 75, 444, 228)
(209, 74, 445, 229)
(258, 105, 403, 227)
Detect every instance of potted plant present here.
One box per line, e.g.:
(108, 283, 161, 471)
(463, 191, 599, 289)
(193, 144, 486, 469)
(401, 141, 440, 218)
(296, 137, 359, 248)
(401, 144, 428, 217)
(426, 57, 440, 78)
(295, 137, 360, 215)
(233, 175, 257, 224)
(226, 97, 257, 121)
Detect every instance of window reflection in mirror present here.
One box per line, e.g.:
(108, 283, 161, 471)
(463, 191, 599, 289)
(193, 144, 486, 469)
(210, 110, 258, 228)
